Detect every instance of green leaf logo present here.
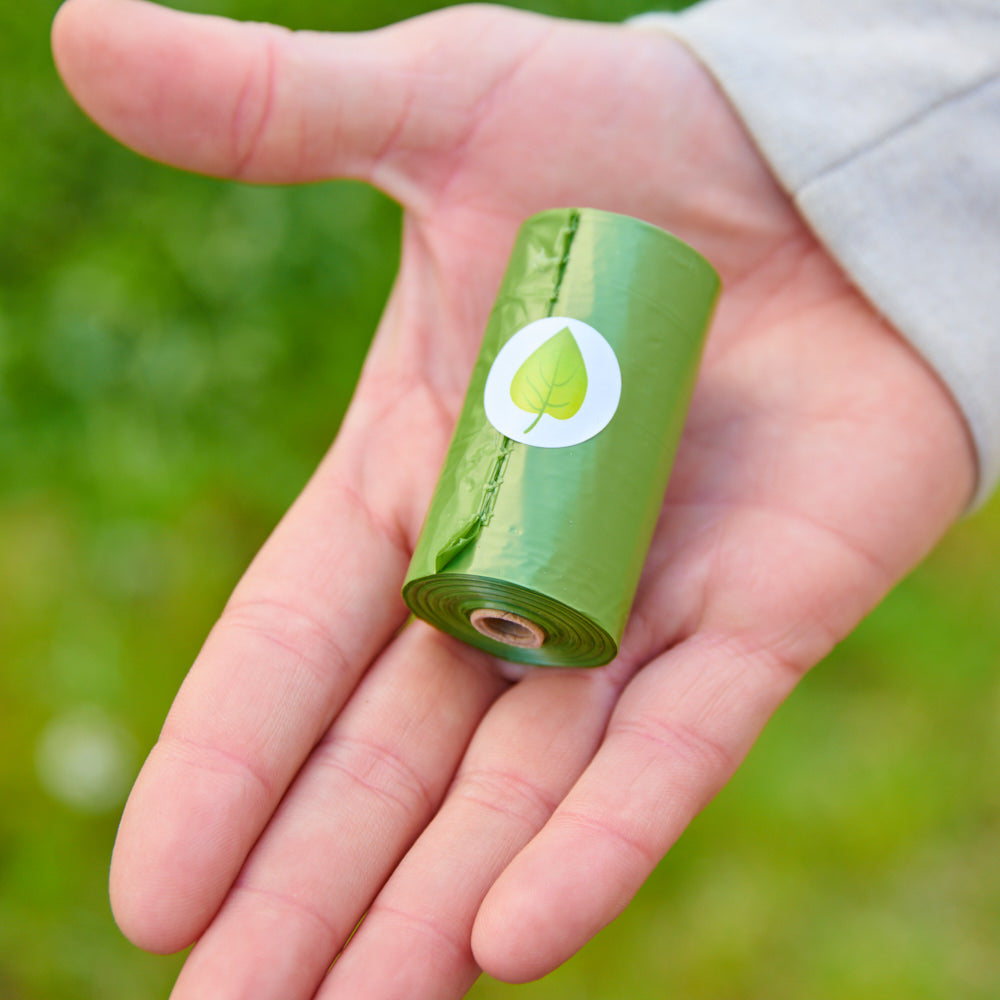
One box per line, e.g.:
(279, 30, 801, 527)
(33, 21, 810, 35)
(509, 326, 588, 433)
(483, 316, 621, 448)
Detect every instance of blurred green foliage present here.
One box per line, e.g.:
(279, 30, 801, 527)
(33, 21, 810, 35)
(2, 1, 999, 998)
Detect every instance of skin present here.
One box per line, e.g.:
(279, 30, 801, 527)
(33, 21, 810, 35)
(52, 1, 976, 997)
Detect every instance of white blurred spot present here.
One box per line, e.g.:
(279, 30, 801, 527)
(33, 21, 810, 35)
(35, 706, 136, 814)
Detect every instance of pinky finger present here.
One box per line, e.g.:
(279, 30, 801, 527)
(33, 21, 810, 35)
(471, 631, 803, 983)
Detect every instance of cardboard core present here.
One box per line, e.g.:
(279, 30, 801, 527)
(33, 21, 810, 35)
(469, 609, 545, 649)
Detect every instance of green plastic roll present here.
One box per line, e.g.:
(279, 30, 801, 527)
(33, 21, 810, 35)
(402, 208, 720, 667)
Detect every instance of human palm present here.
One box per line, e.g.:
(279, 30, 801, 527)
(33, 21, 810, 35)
(54, 1, 974, 997)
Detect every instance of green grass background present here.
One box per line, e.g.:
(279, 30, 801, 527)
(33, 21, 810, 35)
(3, 1, 1000, 997)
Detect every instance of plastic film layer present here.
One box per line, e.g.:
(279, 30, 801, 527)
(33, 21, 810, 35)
(402, 208, 720, 668)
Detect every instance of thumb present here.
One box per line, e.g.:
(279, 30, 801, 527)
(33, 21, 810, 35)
(51, 0, 544, 197)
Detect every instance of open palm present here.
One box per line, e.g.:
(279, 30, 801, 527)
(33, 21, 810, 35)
(54, 2, 974, 997)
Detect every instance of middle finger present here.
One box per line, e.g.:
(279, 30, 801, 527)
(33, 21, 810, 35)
(315, 661, 624, 1000)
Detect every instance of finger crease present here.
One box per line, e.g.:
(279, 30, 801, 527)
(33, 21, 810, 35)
(312, 734, 436, 815)
(221, 597, 355, 690)
(611, 716, 736, 778)
(232, 29, 283, 179)
(327, 476, 412, 562)
(370, 903, 470, 960)
(708, 630, 816, 688)
(157, 731, 276, 800)
(454, 768, 558, 829)
(367, 75, 417, 181)
(232, 881, 342, 947)
(557, 808, 660, 869)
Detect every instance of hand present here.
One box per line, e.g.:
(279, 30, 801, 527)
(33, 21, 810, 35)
(53, 1, 975, 997)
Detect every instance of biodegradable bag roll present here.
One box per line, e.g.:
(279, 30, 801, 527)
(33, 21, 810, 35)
(402, 208, 720, 667)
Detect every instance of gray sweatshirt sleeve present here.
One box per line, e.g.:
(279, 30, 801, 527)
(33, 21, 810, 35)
(631, 0, 1000, 506)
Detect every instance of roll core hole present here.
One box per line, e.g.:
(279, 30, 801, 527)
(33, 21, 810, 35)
(469, 609, 545, 649)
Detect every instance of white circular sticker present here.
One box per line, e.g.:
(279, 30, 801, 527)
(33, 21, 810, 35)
(483, 317, 621, 448)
